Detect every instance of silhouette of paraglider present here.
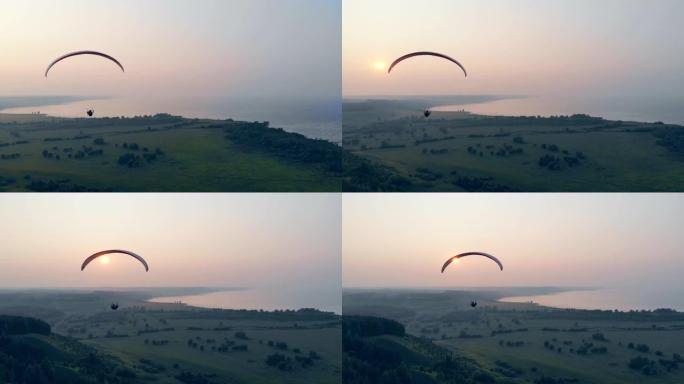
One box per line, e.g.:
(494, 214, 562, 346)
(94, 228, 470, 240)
(423, 109, 431, 118)
(86, 109, 94, 117)
(110, 302, 119, 310)
(470, 301, 477, 308)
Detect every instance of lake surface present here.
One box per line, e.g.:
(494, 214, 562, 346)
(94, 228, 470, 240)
(0, 96, 341, 142)
(150, 288, 341, 314)
(501, 287, 684, 312)
(433, 95, 684, 125)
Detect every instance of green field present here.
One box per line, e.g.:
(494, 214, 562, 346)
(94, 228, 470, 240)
(343, 288, 684, 384)
(0, 289, 341, 384)
(0, 113, 341, 191)
(342, 99, 684, 191)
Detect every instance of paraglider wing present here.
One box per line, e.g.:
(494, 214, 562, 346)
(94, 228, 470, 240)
(441, 251, 503, 273)
(45, 50, 125, 77)
(81, 249, 148, 272)
(388, 51, 467, 77)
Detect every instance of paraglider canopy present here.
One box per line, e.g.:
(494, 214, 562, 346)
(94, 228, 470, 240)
(388, 51, 467, 78)
(45, 50, 125, 77)
(81, 249, 149, 272)
(441, 252, 503, 273)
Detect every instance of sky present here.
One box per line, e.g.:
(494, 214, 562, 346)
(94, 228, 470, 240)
(343, 0, 684, 99)
(0, 194, 341, 291)
(343, 194, 684, 289)
(0, 0, 340, 104)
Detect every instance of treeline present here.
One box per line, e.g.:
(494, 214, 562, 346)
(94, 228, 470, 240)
(342, 152, 412, 191)
(224, 122, 341, 173)
(0, 316, 142, 384)
(654, 126, 684, 159)
(343, 315, 497, 384)
(0, 315, 50, 336)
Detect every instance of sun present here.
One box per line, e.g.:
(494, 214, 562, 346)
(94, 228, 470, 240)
(99, 256, 111, 265)
(372, 61, 386, 71)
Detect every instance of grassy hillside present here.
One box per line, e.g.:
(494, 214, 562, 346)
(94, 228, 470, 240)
(342, 100, 684, 191)
(0, 290, 341, 384)
(343, 315, 509, 384)
(0, 315, 146, 384)
(0, 113, 341, 191)
(343, 289, 684, 384)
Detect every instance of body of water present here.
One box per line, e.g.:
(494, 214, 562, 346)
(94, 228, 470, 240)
(433, 95, 684, 125)
(0, 96, 341, 143)
(501, 287, 684, 312)
(150, 288, 341, 314)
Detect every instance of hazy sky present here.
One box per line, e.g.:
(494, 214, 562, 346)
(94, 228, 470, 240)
(0, 0, 340, 101)
(343, 0, 684, 98)
(0, 194, 341, 290)
(343, 194, 684, 289)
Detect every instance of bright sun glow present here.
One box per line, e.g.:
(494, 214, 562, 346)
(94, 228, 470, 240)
(99, 256, 110, 265)
(373, 61, 386, 71)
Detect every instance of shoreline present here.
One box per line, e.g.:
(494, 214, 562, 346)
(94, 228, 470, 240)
(149, 288, 342, 315)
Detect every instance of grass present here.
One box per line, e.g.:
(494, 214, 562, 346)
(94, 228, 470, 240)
(0, 113, 340, 191)
(344, 289, 684, 383)
(0, 289, 341, 384)
(343, 100, 684, 191)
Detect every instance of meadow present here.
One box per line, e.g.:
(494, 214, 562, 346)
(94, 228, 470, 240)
(342, 99, 684, 191)
(0, 113, 341, 192)
(343, 289, 684, 384)
(0, 289, 341, 384)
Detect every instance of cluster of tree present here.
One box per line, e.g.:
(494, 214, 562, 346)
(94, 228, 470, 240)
(458, 330, 483, 339)
(343, 152, 412, 192)
(265, 353, 294, 371)
(234, 331, 249, 340)
(498, 340, 524, 347)
(420, 147, 449, 155)
(654, 125, 684, 159)
(629, 356, 659, 376)
(533, 376, 579, 384)
(494, 360, 524, 378)
(186, 336, 248, 353)
(0, 153, 20, 160)
(137, 327, 174, 335)
(117, 150, 162, 168)
(137, 358, 165, 374)
(414, 136, 455, 146)
(467, 143, 524, 158)
(175, 371, 215, 384)
(452, 176, 517, 192)
(628, 342, 651, 353)
(224, 121, 342, 173)
(264, 350, 320, 372)
(0, 315, 50, 336)
(26, 179, 106, 192)
(491, 328, 528, 336)
(538, 153, 585, 171)
(413, 167, 443, 182)
(0, 316, 144, 383)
